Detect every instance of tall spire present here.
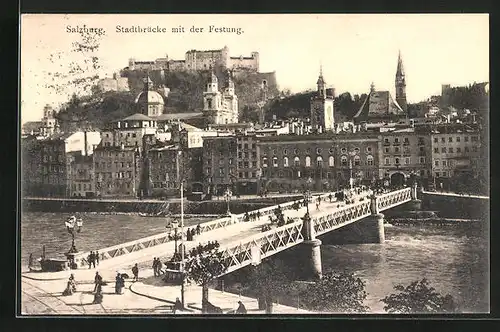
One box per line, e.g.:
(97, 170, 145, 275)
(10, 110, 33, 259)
(317, 63, 325, 85)
(370, 82, 375, 93)
(396, 50, 405, 76)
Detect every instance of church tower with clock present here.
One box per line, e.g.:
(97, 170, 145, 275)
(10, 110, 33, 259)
(310, 66, 335, 133)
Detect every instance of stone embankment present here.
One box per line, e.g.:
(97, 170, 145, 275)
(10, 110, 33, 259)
(22, 195, 303, 214)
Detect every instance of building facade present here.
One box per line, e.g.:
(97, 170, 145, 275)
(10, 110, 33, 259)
(256, 133, 381, 193)
(69, 153, 95, 198)
(93, 145, 141, 198)
(22, 131, 101, 197)
(203, 135, 238, 196)
(379, 127, 432, 186)
(430, 124, 481, 187)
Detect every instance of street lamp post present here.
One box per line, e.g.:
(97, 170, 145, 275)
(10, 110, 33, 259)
(65, 215, 83, 253)
(167, 220, 180, 255)
(176, 149, 186, 308)
(225, 187, 232, 215)
(304, 177, 312, 214)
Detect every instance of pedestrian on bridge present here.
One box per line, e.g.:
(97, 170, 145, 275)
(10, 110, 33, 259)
(152, 258, 158, 277)
(132, 263, 139, 282)
(328, 193, 333, 203)
(196, 224, 201, 235)
(94, 272, 102, 292)
(235, 301, 247, 314)
(95, 251, 100, 266)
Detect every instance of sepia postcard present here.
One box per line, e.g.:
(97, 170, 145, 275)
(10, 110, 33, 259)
(19, 13, 489, 316)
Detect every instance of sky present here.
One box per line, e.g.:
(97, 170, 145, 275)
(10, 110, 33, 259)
(20, 14, 489, 124)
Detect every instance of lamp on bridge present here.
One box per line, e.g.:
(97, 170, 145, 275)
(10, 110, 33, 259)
(64, 215, 83, 270)
(224, 187, 232, 215)
(304, 177, 313, 214)
(167, 220, 180, 255)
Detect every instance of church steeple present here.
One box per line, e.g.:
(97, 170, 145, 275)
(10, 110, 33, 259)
(395, 50, 407, 113)
(316, 64, 326, 98)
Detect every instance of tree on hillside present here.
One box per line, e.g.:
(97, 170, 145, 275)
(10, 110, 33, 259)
(45, 30, 104, 101)
(184, 246, 228, 313)
(380, 278, 458, 313)
(245, 259, 292, 313)
(298, 272, 369, 313)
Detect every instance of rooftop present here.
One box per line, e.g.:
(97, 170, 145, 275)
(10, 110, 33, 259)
(155, 112, 202, 121)
(122, 113, 155, 121)
(354, 89, 405, 121)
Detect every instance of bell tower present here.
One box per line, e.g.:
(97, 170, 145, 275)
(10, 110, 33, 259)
(395, 50, 407, 113)
(310, 65, 334, 133)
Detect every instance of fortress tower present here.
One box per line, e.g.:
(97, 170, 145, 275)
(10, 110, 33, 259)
(395, 51, 407, 113)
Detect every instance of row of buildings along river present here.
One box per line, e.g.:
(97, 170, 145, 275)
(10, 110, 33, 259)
(21, 51, 487, 199)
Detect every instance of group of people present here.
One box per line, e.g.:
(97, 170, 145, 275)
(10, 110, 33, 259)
(185, 225, 201, 241)
(152, 257, 164, 277)
(87, 251, 100, 269)
(188, 241, 220, 257)
(243, 211, 262, 222)
(115, 273, 126, 294)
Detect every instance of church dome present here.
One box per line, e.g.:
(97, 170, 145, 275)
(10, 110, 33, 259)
(135, 90, 165, 105)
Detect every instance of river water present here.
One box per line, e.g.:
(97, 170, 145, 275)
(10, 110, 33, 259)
(20, 212, 489, 313)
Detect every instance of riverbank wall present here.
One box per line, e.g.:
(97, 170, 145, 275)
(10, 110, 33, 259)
(22, 196, 302, 214)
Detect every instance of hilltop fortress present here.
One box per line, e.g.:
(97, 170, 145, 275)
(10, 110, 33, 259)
(126, 45, 259, 72)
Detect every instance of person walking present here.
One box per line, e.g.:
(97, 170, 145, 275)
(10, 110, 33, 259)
(132, 263, 139, 282)
(196, 224, 201, 235)
(94, 271, 102, 292)
(152, 258, 158, 277)
(88, 252, 93, 269)
(95, 251, 100, 266)
(235, 301, 247, 314)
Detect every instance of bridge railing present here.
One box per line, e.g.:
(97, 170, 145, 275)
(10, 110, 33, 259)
(376, 187, 412, 212)
(219, 219, 304, 274)
(312, 199, 372, 236)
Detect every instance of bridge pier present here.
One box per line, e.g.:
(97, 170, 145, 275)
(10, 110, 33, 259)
(298, 212, 322, 280)
(300, 239, 323, 280)
(361, 213, 385, 244)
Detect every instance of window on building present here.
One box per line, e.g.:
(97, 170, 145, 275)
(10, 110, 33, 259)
(465, 147, 470, 153)
(441, 137, 445, 143)
(341, 147, 347, 153)
(434, 137, 438, 143)
(420, 157, 425, 164)
(435, 160, 439, 166)
(219, 168, 224, 176)
(237, 144, 242, 150)
(384, 157, 390, 165)
(395, 147, 400, 153)
(457, 147, 461, 153)
(434, 148, 439, 153)
(283, 157, 289, 167)
(354, 155, 361, 166)
(272, 157, 278, 167)
(252, 161, 257, 167)
(283, 149, 288, 155)
(443, 172, 447, 177)
(294, 156, 300, 167)
(207, 99, 212, 109)
(465, 136, 469, 142)
(456, 137, 461, 142)
(405, 157, 410, 165)
(329, 156, 335, 167)
(385, 147, 390, 153)
(342, 156, 348, 166)
(442, 147, 446, 153)
(317, 156, 323, 167)
(419, 147, 424, 152)
(404, 137, 410, 144)
(471, 136, 478, 142)
(238, 172, 243, 178)
(244, 161, 249, 168)
(354, 148, 360, 153)
(305, 156, 311, 167)
(366, 155, 374, 166)
(449, 137, 453, 142)
(394, 138, 399, 143)
(278, 171, 284, 178)
(449, 147, 454, 153)
(384, 138, 389, 144)
(294, 148, 299, 155)
(395, 157, 400, 165)
(272, 149, 277, 155)
(244, 143, 248, 149)
(366, 147, 372, 153)
(435, 172, 440, 177)
(252, 144, 256, 149)
(316, 148, 322, 154)
(262, 157, 268, 167)
(329, 148, 335, 154)
(252, 172, 256, 178)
